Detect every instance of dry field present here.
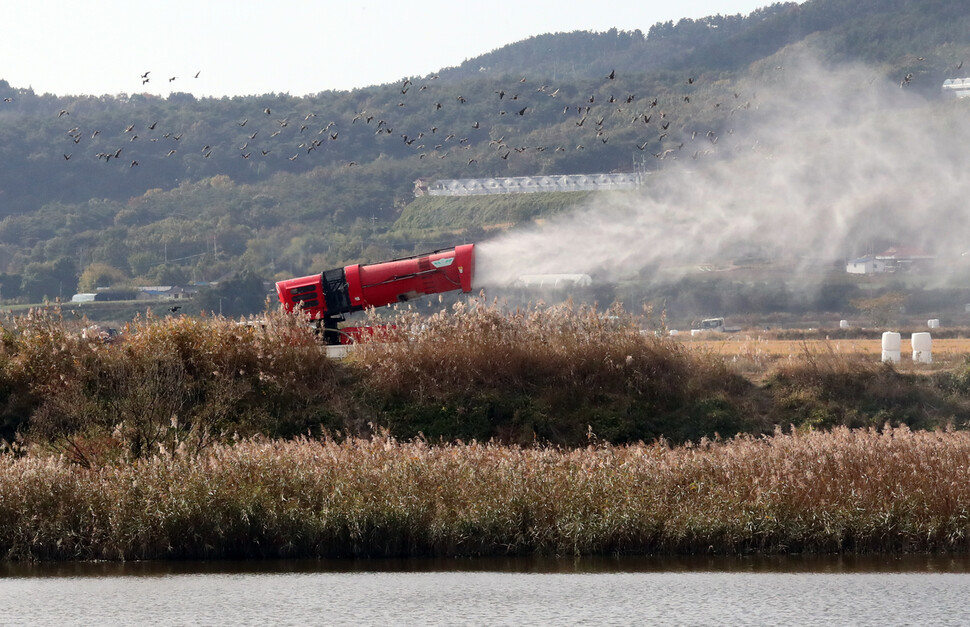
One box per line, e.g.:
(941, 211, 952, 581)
(676, 334, 970, 375)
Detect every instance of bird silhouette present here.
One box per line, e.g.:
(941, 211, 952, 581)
(607, 69, 615, 80)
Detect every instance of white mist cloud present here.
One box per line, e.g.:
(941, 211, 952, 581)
(475, 49, 970, 289)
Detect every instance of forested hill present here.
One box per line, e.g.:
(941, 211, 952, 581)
(0, 0, 967, 304)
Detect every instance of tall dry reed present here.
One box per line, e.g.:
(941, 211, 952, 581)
(2, 426, 970, 560)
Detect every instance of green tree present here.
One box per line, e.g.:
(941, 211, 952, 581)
(21, 257, 78, 302)
(195, 270, 271, 317)
(0, 272, 23, 301)
(78, 263, 127, 291)
(851, 292, 908, 327)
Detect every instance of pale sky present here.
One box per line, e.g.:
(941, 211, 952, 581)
(2, 0, 780, 98)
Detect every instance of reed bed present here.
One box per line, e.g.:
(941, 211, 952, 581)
(3, 426, 970, 561)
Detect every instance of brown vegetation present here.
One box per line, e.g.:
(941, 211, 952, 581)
(1, 301, 970, 459)
(3, 427, 970, 560)
(0, 303, 968, 560)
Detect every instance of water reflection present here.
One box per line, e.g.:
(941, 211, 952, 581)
(4, 556, 970, 626)
(5, 553, 970, 578)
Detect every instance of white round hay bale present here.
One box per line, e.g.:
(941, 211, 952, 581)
(691, 329, 702, 337)
(839, 320, 849, 329)
(912, 350, 932, 364)
(911, 332, 932, 363)
(911, 332, 932, 352)
(669, 329, 679, 336)
(882, 349, 901, 364)
(881, 332, 901, 352)
(928, 319, 940, 329)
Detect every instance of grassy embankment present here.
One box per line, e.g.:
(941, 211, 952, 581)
(1, 302, 970, 559)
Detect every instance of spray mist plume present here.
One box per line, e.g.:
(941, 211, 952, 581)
(475, 49, 970, 292)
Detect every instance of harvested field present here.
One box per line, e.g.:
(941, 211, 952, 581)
(677, 335, 970, 374)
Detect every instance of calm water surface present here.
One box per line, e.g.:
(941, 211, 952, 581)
(4, 555, 970, 626)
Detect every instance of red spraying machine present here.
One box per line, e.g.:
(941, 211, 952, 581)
(275, 244, 475, 343)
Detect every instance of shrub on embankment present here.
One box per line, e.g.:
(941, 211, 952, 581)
(3, 427, 970, 560)
(353, 302, 757, 445)
(3, 303, 970, 457)
(764, 350, 970, 432)
(0, 309, 361, 462)
(0, 303, 765, 456)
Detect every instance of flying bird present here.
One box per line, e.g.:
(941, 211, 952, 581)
(607, 69, 615, 80)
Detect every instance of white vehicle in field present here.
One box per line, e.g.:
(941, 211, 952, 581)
(695, 317, 741, 333)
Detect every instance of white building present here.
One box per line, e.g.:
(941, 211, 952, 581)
(515, 274, 593, 289)
(846, 255, 885, 274)
(417, 173, 642, 197)
(846, 247, 934, 275)
(942, 78, 970, 98)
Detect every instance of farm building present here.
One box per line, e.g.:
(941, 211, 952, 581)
(514, 274, 593, 289)
(846, 247, 934, 274)
(942, 78, 970, 98)
(415, 173, 641, 197)
(846, 255, 885, 275)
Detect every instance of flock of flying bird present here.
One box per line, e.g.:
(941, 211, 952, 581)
(1, 56, 959, 176)
(9, 66, 767, 175)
